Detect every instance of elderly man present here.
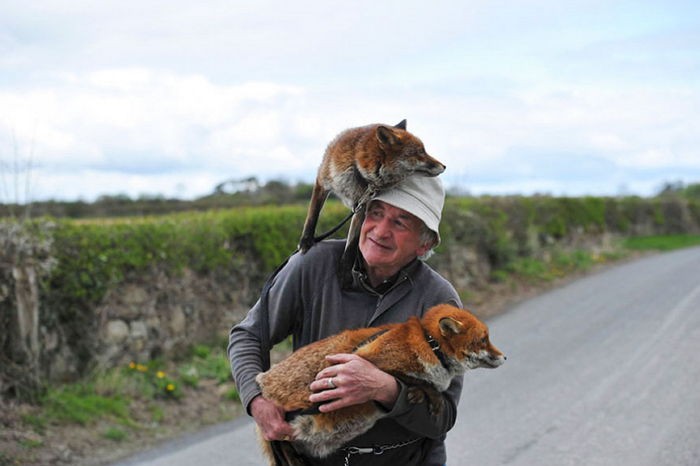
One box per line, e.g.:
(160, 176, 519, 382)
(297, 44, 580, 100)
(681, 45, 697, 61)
(228, 175, 462, 465)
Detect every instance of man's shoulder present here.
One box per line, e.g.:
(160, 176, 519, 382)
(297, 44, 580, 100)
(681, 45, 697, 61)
(410, 261, 461, 305)
(412, 260, 450, 284)
(286, 239, 344, 275)
(297, 239, 344, 262)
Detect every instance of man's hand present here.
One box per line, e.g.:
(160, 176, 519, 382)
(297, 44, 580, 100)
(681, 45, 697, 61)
(308, 353, 399, 412)
(250, 395, 295, 441)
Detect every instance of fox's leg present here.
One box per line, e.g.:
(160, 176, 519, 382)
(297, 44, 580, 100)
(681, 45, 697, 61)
(299, 181, 329, 253)
(338, 209, 364, 288)
(407, 385, 445, 417)
(399, 376, 446, 418)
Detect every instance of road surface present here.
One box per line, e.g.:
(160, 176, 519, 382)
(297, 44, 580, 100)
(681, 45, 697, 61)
(113, 246, 700, 466)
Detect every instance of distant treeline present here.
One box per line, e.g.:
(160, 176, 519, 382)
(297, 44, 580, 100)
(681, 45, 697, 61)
(1, 178, 699, 219)
(0, 178, 315, 219)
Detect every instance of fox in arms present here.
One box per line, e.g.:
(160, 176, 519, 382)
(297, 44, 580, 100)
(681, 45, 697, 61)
(255, 304, 506, 465)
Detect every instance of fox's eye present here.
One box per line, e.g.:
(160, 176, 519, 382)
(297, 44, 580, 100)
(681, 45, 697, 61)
(481, 337, 488, 345)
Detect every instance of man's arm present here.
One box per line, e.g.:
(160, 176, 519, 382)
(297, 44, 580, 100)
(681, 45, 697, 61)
(227, 252, 305, 438)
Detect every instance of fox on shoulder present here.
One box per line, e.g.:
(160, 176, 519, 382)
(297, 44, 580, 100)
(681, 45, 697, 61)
(255, 304, 506, 465)
(298, 120, 445, 267)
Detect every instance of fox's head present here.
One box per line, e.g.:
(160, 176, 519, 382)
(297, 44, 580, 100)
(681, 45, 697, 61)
(374, 120, 446, 178)
(422, 304, 506, 373)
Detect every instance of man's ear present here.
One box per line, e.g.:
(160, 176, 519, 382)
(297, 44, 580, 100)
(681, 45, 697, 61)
(439, 317, 464, 336)
(415, 241, 432, 259)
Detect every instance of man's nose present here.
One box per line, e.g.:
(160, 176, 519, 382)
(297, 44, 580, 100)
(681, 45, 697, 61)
(373, 218, 392, 237)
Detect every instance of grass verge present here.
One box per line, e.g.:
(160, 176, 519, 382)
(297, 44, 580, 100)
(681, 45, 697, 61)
(1, 343, 242, 465)
(622, 234, 700, 251)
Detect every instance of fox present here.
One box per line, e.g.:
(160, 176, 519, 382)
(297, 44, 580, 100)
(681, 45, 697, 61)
(255, 304, 505, 465)
(298, 120, 445, 281)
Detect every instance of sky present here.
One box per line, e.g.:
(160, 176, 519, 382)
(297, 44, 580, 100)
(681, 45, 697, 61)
(1, 0, 699, 203)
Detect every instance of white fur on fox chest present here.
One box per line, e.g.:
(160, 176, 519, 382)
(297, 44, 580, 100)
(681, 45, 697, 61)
(409, 357, 454, 392)
(323, 167, 369, 209)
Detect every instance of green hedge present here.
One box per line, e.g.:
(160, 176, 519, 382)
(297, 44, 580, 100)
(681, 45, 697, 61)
(3, 195, 699, 379)
(43, 195, 700, 312)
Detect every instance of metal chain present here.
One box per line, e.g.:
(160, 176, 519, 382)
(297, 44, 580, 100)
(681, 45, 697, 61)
(343, 437, 422, 466)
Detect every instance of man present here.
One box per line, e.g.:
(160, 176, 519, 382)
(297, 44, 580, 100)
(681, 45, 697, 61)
(228, 175, 462, 465)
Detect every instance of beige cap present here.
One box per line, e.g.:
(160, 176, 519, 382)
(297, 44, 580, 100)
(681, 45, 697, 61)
(372, 175, 445, 245)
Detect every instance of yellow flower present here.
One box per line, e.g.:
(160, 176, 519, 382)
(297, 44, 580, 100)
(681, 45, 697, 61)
(128, 362, 136, 369)
(166, 383, 175, 392)
(156, 371, 166, 379)
(136, 364, 148, 372)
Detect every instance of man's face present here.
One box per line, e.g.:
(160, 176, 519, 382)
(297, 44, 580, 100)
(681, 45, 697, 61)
(359, 200, 431, 280)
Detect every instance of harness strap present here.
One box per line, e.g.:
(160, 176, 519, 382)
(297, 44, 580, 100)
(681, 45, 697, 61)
(352, 328, 390, 352)
(284, 404, 322, 422)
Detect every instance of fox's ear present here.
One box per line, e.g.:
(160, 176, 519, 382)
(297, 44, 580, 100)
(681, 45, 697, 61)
(376, 125, 400, 146)
(439, 317, 464, 336)
(394, 119, 407, 130)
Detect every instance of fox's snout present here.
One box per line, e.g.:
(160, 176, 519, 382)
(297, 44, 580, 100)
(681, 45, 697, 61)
(428, 158, 446, 174)
(411, 155, 445, 176)
(469, 349, 506, 369)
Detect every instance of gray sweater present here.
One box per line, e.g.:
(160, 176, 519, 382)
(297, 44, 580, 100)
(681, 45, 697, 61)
(228, 240, 463, 465)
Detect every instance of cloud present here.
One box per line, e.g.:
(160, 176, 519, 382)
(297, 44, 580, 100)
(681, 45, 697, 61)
(3, 65, 700, 201)
(0, 69, 309, 173)
(1, 1, 699, 201)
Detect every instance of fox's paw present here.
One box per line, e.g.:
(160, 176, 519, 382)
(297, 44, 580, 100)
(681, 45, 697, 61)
(407, 387, 426, 405)
(427, 398, 445, 417)
(425, 390, 445, 418)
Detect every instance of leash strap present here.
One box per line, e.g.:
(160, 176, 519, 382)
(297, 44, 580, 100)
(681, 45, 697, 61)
(343, 438, 423, 466)
(258, 208, 356, 371)
(312, 208, 355, 243)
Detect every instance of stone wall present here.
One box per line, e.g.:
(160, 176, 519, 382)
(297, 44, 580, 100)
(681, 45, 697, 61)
(28, 231, 644, 382)
(97, 268, 254, 369)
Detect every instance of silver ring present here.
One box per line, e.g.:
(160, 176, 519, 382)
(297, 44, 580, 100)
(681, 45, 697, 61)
(327, 377, 336, 389)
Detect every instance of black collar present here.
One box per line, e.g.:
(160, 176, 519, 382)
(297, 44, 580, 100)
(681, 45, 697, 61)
(423, 328, 450, 370)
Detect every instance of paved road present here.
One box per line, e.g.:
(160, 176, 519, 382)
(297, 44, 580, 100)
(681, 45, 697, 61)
(113, 247, 700, 466)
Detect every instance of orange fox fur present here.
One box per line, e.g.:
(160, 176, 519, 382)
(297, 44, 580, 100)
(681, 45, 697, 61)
(298, 120, 445, 258)
(255, 304, 505, 464)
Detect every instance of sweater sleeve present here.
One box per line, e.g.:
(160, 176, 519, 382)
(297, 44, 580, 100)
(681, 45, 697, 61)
(384, 374, 463, 439)
(384, 271, 464, 438)
(227, 252, 304, 414)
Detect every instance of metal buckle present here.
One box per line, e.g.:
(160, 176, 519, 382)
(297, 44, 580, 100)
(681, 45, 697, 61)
(346, 446, 374, 455)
